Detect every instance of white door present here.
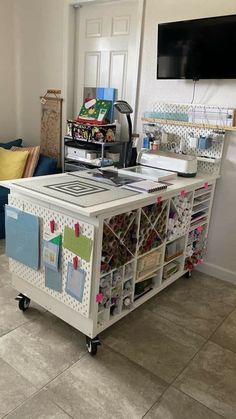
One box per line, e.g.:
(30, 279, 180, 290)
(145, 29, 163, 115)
(74, 0, 143, 128)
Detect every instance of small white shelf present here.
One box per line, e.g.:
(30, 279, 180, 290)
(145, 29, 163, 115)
(197, 156, 221, 163)
(189, 220, 208, 232)
(164, 253, 184, 266)
(191, 205, 210, 216)
(191, 212, 208, 224)
(65, 156, 109, 167)
(135, 267, 162, 284)
(194, 188, 213, 199)
(193, 197, 211, 207)
(142, 117, 236, 132)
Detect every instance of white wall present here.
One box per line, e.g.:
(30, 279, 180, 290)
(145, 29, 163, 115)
(14, 0, 75, 146)
(0, 0, 17, 141)
(138, 0, 236, 282)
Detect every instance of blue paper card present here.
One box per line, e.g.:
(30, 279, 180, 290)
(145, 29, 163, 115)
(5, 206, 39, 270)
(45, 266, 62, 292)
(65, 262, 86, 303)
(43, 240, 60, 272)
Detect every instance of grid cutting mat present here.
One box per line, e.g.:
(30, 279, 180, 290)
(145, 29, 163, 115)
(12, 174, 136, 207)
(8, 195, 94, 318)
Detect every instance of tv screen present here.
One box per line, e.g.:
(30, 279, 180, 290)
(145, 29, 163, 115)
(157, 15, 236, 80)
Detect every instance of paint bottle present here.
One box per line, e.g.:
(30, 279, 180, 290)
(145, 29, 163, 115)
(143, 136, 149, 149)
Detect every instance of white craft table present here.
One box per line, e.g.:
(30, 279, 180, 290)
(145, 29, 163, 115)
(1, 171, 218, 354)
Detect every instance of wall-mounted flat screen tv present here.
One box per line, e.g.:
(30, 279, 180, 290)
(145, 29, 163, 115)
(157, 15, 236, 80)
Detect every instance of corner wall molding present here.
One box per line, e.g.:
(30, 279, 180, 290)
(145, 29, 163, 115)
(196, 262, 236, 285)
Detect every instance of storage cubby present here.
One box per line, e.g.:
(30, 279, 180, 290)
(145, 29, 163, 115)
(98, 260, 136, 321)
(134, 268, 162, 301)
(185, 224, 207, 271)
(98, 182, 212, 327)
(163, 255, 184, 281)
(101, 210, 139, 273)
(167, 192, 192, 241)
(138, 201, 168, 255)
(137, 246, 163, 282)
(165, 236, 185, 263)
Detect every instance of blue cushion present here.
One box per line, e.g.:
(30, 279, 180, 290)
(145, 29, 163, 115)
(0, 212, 5, 239)
(0, 187, 9, 239)
(0, 153, 57, 240)
(0, 186, 9, 211)
(0, 139, 22, 149)
(34, 154, 58, 177)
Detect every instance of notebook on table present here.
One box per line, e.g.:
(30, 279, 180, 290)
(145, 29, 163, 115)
(122, 180, 168, 193)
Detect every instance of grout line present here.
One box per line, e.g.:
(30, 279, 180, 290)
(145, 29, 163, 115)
(1, 352, 88, 419)
(142, 393, 165, 418)
(144, 307, 209, 340)
(141, 311, 233, 419)
(144, 276, 236, 341)
(102, 298, 236, 419)
(101, 341, 168, 386)
(50, 401, 74, 419)
(174, 388, 226, 419)
(171, 305, 236, 387)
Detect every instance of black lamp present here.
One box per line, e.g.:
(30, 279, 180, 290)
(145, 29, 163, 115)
(113, 100, 133, 167)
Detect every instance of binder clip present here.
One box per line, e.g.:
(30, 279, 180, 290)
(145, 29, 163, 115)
(74, 223, 80, 237)
(204, 182, 209, 189)
(180, 190, 186, 198)
(50, 220, 55, 233)
(73, 256, 79, 270)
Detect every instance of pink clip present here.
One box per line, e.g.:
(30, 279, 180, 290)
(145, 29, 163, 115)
(74, 223, 80, 237)
(197, 226, 204, 232)
(204, 182, 209, 189)
(157, 196, 162, 204)
(73, 256, 78, 270)
(50, 220, 55, 233)
(180, 190, 186, 198)
(96, 293, 103, 304)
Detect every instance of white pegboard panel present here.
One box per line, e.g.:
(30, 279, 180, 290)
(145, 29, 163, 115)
(8, 196, 24, 210)
(8, 195, 94, 318)
(143, 122, 225, 175)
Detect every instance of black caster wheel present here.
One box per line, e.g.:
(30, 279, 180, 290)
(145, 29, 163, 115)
(86, 336, 101, 356)
(15, 294, 31, 312)
(184, 271, 192, 279)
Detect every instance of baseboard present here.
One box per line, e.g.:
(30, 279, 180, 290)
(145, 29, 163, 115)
(196, 262, 236, 285)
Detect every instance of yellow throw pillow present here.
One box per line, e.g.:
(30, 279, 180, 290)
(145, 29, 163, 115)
(0, 148, 29, 181)
(11, 146, 40, 177)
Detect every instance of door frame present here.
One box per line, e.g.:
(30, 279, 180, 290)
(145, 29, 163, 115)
(70, 0, 145, 131)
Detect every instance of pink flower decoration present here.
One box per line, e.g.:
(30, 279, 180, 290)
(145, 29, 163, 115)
(180, 190, 186, 198)
(96, 293, 103, 304)
(197, 226, 204, 232)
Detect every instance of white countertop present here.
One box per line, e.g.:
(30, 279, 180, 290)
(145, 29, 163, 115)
(1, 171, 218, 218)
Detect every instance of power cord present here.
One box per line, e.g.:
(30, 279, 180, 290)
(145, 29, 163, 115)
(190, 80, 197, 104)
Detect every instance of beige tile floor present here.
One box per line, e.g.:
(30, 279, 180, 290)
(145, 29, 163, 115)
(1, 239, 236, 418)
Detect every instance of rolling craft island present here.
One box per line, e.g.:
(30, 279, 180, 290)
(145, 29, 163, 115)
(2, 171, 217, 355)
